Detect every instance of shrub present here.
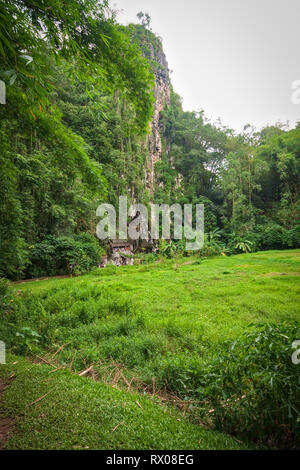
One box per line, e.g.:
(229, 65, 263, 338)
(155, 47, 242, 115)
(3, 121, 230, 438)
(255, 223, 288, 250)
(0, 278, 14, 312)
(26, 233, 103, 278)
(285, 224, 300, 249)
(199, 232, 227, 257)
(199, 243, 222, 257)
(0, 278, 17, 349)
(226, 231, 259, 254)
(142, 253, 157, 264)
(158, 240, 186, 259)
(197, 322, 300, 448)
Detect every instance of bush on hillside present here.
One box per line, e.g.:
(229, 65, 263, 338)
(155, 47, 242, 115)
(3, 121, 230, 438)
(255, 223, 300, 250)
(26, 234, 103, 278)
(197, 322, 300, 448)
(0, 277, 14, 313)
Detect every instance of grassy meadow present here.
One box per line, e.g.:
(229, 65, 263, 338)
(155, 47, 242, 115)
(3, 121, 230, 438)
(0, 250, 299, 449)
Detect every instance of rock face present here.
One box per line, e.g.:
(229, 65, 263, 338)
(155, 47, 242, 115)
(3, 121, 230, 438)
(107, 240, 134, 267)
(145, 42, 171, 193)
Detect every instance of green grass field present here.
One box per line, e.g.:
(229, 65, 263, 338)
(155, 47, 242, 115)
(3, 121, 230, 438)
(0, 356, 248, 450)
(0, 250, 299, 449)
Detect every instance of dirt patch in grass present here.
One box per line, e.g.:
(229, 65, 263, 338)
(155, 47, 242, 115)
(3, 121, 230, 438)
(262, 272, 300, 278)
(0, 380, 15, 450)
(13, 274, 79, 285)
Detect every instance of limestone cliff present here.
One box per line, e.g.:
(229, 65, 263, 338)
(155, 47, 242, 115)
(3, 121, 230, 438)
(145, 40, 171, 193)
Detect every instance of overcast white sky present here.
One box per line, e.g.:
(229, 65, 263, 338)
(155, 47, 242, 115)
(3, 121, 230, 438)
(113, 0, 300, 132)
